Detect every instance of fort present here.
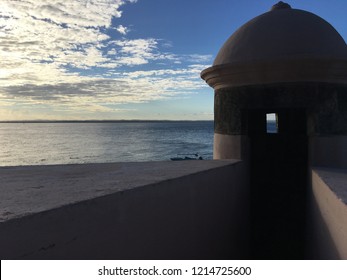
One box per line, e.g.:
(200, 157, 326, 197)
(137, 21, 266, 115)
(1, 2, 347, 259)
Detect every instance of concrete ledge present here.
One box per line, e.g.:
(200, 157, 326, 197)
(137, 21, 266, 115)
(0, 160, 249, 259)
(313, 168, 347, 205)
(310, 168, 347, 259)
(0, 160, 237, 221)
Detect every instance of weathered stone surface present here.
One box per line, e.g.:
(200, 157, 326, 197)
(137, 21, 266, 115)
(214, 83, 347, 135)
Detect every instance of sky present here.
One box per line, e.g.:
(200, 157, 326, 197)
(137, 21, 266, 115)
(0, 0, 347, 121)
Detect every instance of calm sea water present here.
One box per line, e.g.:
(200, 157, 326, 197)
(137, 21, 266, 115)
(0, 121, 214, 166)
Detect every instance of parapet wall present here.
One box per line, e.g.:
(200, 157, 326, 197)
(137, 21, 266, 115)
(0, 160, 249, 260)
(309, 168, 347, 259)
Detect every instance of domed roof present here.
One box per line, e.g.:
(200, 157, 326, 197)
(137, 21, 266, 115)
(214, 2, 347, 66)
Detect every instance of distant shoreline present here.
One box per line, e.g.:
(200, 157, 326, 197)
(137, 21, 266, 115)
(0, 120, 213, 124)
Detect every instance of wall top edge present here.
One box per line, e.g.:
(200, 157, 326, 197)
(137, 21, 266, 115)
(0, 160, 240, 222)
(312, 167, 347, 206)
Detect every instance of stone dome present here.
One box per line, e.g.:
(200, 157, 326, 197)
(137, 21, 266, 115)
(214, 2, 347, 66)
(202, 2, 347, 88)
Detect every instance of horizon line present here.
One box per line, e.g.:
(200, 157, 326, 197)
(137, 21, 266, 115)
(0, 119, 214, 123)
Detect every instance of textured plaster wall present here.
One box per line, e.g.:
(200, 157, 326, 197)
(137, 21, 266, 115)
(213, 134, 250, 160)
(0, 160, 249, 260)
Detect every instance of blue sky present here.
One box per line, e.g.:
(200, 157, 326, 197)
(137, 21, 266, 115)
(0, 0, 346, 120)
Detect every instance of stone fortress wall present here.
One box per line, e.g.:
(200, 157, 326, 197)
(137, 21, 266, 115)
(1, 2, 347, 259)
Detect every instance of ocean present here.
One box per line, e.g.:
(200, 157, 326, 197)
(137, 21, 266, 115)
(0, 121, 214, 167)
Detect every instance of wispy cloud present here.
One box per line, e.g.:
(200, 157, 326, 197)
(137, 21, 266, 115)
(115, 25, 129, 35)
(1, 64, 209, 104)
(0, 0, 138, 83)
(0, 0, 212, 119)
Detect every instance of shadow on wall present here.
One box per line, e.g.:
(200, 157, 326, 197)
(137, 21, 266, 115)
(0, 161, 250, 260)
(248, 108, 309, 259)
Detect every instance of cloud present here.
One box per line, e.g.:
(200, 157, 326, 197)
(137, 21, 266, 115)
(3, 0, 135, 27)
(0, 0, 138, 85)
(0, 0, 213, 119)
(0, 63, 210, 115)
(115, 25, 129, 35)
